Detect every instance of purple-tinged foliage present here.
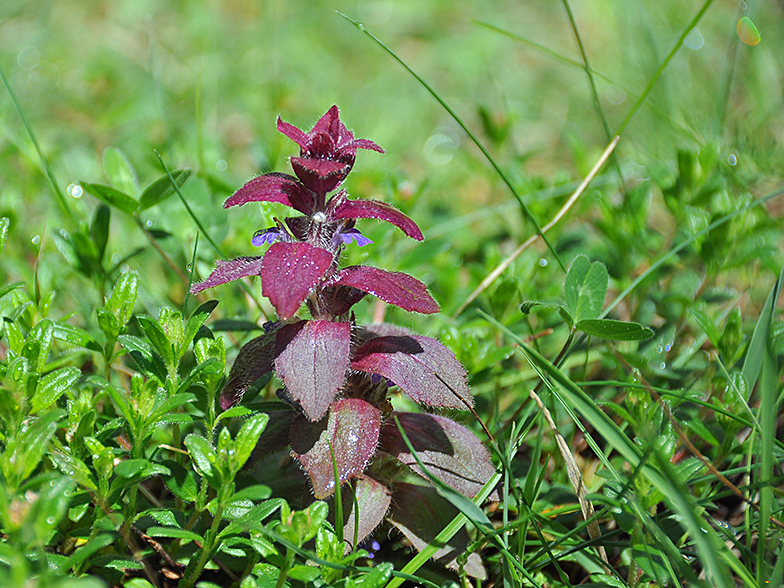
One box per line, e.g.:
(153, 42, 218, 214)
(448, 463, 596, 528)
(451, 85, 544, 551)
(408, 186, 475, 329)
(379, 413, 495, 499)
(274, 320, 350, 421)
(290, 398, 381, 498)
(193, 106, 494, 578)
(351, 334, 472, 408)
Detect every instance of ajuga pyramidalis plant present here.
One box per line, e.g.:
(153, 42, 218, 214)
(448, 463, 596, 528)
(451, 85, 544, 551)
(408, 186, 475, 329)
(192, 106, 494, 577)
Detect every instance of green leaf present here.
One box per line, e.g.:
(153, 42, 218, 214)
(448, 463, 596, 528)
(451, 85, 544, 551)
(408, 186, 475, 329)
(563, 255, 608, 323)
(162, 460, 198, 502)
(688, 307, 720, 344)
(23, 318, 55, 374)
(31, 366, 80, 413)
(287, 565, 321, 582)
(49, 441, 97, 491)
(137, 169, 192, 212)
(146, 393, 196, 424)
(182, 299, 219, 356)
(575, 319, 654, 341)
(147, 526, 203, 543)
(0, 280, 25, 300)
(232, 413, 269, 472)
(0, 217, 9, 253)
(96, 308, 121, 341)
(89, 204, 111, 263)
(520, 300, 563, 315)
(31, 476, 76, 543)
(357, 562, 394, 588)
(106, 270, 138, 326)
(62, 534, 116, 571)
(217, 406, 254, 421)
(137, 315, 176, 372)
(184, 434, 222, 487)
(218, 499, 284, 540)
(135, 508, 181, 528)
(117, 335, 167, 382)
(80, 182, 138, 216)
(103, 147, 140, 197)
(52, 322, 101, 352)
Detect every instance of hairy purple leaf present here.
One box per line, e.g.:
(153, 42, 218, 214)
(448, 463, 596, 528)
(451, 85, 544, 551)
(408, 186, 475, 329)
(323, 266, 439, 314)
(342, 475, 392, 552)
(291, 157, 350, 194)
(224, 172, 314, 214)
(380, 412, 494, 498)
(261, 243, 333, 319)
(388, 483, 486, 579)
(190, 256, 264, 295)
(332, 199, 423, 241)
(274, 320, 350, 421)
(290, 398, 381, 499)
(351, 335, 472, 409)
(219, 331, 276, 410)
(249, 409, 297, 464)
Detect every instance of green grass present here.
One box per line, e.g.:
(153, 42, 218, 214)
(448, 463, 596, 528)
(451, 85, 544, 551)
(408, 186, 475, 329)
(1, 0, 783, 586)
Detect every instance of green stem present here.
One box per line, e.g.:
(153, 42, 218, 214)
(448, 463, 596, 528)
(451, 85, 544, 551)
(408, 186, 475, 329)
(181, 500, 225, 588)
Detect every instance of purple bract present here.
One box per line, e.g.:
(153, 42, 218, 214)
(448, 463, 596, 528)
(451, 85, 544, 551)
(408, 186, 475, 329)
(192, 106, 494, 578)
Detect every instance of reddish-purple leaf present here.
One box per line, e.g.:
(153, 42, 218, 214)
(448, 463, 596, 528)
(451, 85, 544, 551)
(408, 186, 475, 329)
(261, 243, 333, 319)
(224, 172, 314, 214)
(333, 199, 423, 241)
(342, 475, 391, 551)
(190, 256, 264, 294)
(290, 398, 381, 498)
(277, 117, 309, 149)
(249, 409, 297, 464)
(274, 320, 350, 421)
(380, 412, 494, 498)
(290, 157, 350, 194)
(219, 331, 276, 409)
(323, 266, 439, 314)
(351, 335, 472, 409)
(388, 483, 486, 579)
(344, 138, 384, 153)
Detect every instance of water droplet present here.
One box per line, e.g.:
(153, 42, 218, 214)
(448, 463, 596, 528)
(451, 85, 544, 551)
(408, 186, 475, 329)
(67, 183, 83, 199)
(146, 220, 154, 227)
(683, 28, 705, 50)
(659, 362, 666, 370)
(18, 46, 40, 70)
(605, 84, 626, 105)
(46, 516, 56, 525)
(737, 17, 761, 46)
(216, 159, 228, 171)
(538, 258, 548, 267)
(227, 449, 235, 456)
(728, 152, 738, 166)
(31, 234, 40, 245)
(739, 0, 747, 9)
(657, 345, 663, 353)
(68, 470, 75, 476)
(424, 133, 458, 166)
(664, 343, 672, 352)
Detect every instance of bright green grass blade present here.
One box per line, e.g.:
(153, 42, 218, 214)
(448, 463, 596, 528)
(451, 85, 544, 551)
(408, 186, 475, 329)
(338, 12, 566, 273)
(0, 63, 74, 223)
(746, 264, 784, 585)
(481, 310, 757, 587)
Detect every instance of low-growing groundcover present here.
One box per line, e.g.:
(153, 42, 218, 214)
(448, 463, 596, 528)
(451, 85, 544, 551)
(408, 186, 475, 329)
(1, 1, 784, 587)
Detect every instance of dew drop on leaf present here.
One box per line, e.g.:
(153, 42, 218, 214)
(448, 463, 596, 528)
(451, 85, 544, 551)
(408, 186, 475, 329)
(728, 152, 737, 166)
(737, 17, 761, 46)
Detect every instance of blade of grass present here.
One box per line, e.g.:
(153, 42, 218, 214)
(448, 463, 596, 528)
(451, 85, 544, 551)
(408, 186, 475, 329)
(480, 309, 757, 588)
(338, 11, 565, 274)
(560, 0, 627, 197)
(747, 264, 784, 585)
(0, 63, 74, 224)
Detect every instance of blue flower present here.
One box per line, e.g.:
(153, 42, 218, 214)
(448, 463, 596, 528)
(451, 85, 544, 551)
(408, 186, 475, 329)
(341, 227, 373, 247)
(252, 227, 283, 246)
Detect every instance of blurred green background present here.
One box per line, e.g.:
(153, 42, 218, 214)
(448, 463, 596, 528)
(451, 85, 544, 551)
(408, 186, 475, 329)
(1, 0, 782, 324)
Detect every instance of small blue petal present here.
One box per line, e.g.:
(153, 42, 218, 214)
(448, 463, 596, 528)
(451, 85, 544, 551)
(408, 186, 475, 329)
(252, 227, 282, 246)
(341, 228, 373, 247)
